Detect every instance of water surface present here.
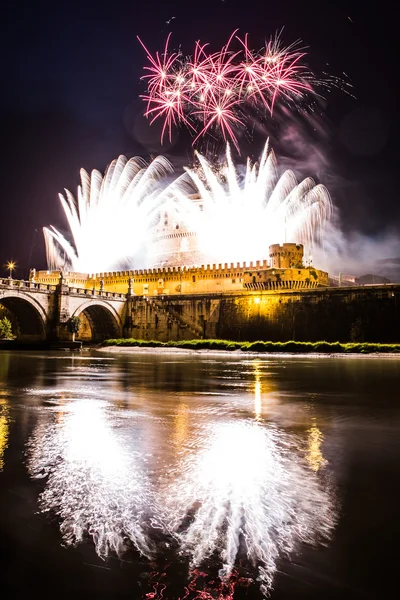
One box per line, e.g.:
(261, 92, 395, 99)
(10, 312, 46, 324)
(1, 350, 399, 599)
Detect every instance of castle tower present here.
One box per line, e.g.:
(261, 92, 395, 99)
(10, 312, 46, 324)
(148, 193, 204, 267)
(269, 243, 304, 269)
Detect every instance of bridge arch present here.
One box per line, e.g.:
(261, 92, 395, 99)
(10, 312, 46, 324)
(72, 300, 122, 341)
(0, 291, 47, 341)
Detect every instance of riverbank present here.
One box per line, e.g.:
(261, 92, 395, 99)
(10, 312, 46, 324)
(0, 340, 82, 351)
(101, 338, 400, 354)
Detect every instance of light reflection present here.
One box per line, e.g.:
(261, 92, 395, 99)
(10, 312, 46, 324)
(26, 389, 336, 597)
(307, 417, 327, 472)
(173, 402, 190, 451)
(27, 398, 155, 558)
(0, 397, 10, 471)
(252, 360, 262, 420)
(162, 420, 336, 594)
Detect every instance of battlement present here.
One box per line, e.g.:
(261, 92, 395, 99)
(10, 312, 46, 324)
(91, 259, 270, 279)
(31, 243, 328, 295)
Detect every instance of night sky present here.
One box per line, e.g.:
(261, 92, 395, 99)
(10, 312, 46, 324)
(1, 0, 398, 278)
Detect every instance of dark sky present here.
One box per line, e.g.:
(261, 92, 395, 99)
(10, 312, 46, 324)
(0, 0, 398, 276)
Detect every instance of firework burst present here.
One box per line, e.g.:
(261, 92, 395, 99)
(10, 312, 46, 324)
(138, 31, 317, 147)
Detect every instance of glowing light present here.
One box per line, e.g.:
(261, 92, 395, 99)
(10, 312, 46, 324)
(6, 261, 16, 278)
(161, 420, 336, 594)
(172, 402, 190, 450)
(27, 398, 155, 558)
(183, 140, 332, 264)
(43, 142, 332, 272)
(307, 418, 327, 472)
(253, 360, 262, 420)
(0, 397, 10, 471)
(43, 155, 190, 273)
(138, 31, 317, 146)
(25, 381, 336, 597)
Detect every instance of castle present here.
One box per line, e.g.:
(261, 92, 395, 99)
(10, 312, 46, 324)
(31, 243, 329, 295)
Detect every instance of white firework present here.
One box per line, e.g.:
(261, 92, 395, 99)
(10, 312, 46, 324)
(43, 142, 332, 272)
(182, 140, 333, 264)
(43, 154, 187, 273)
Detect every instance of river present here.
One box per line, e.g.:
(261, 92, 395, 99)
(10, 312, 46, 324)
(0, 350, 399, 599)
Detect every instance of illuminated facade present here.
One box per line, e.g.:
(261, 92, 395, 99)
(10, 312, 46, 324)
(32, 243, 328, 295)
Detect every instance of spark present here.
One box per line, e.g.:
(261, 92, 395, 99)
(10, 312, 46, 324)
(183, 140, 332, 264)
(137, 34, 182, 96)
(43, 141, 332, 272)
(43, 154, 190, 273)
(192, 93, 244, 152)
(138, 31, 319, 147)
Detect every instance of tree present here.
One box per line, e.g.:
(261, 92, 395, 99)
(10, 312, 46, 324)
(67, 316, 81, 342)
(0, 317, 14, 340)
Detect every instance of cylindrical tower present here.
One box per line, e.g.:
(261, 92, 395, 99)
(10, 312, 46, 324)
(269, 243, 304, 269)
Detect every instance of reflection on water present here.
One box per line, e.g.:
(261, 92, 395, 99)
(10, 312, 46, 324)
(162, 420, 335, 594)
(0, 353, 11, 471)
(0, 396, 10, 471)
(27, 397, 155, 558)
(307, 418, 327, 472)
(26, 377, 336, 596)
(2, 351, 400, 598)
(253, 360, 262, 421)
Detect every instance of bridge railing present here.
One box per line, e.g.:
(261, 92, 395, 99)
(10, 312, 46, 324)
(0, 278, 125, 299)
(0, 278, 58, 291)
(67, 287, 126, 300)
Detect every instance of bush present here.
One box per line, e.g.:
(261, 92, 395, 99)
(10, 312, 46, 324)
(100, 338, 400, 354)
(0, 317, 14, 340)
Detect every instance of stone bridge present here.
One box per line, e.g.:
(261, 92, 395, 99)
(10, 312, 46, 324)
(0, 277, 128, 342)
(1, 277, 400, 344)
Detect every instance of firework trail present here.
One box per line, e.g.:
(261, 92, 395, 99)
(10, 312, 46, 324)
(43, 154, 192, 273)
(180, 140, 332, 264)
(43, 141, 332, 273)
(138, 31, 315, 148)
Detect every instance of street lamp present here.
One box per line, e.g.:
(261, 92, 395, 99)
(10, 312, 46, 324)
(7, 261, 16, 279)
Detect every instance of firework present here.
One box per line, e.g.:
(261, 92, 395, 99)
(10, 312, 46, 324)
(43, 141, 332, 273)
(181, 140, 333, 264)
(138, 31, 316, 146)
(43, 154, 190, 273)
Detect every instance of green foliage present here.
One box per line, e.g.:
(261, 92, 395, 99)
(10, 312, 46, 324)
(101, 338, 400, 354)
(67, 316, 81, 335)
(0, 317, 14, 340)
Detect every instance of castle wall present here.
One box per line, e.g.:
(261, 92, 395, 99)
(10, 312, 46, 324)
(122, 285, 400, 343)
(32, 259, 328, 296)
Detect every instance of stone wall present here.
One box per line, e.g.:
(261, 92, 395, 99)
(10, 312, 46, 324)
(127, 285, 400, 343)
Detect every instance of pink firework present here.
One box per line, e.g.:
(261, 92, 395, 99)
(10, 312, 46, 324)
(138, 31, 317, 147)
(143, 87, 194, 143)
(193, 91, 244, 152)
(137, 34, 181, 96)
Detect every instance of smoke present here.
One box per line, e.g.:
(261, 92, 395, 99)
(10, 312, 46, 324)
(252, 107, 400, 283)
(313, 218, 400, 281)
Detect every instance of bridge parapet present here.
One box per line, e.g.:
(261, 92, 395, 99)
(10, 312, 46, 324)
(66, 287, 126, 301)
(0, 278, 58, 291)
